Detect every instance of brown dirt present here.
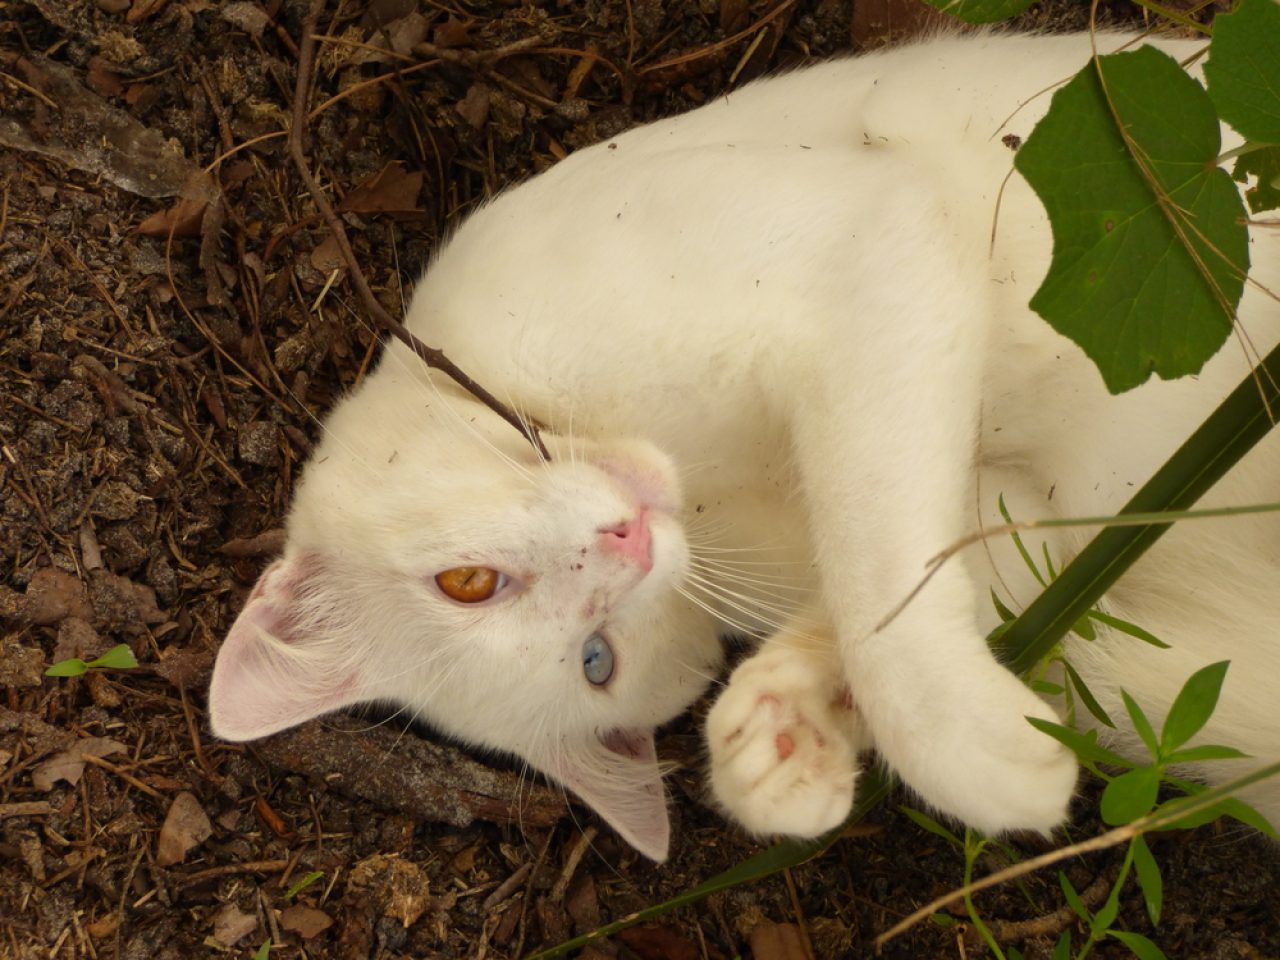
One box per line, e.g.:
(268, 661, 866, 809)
(1, 1, 1275, 958)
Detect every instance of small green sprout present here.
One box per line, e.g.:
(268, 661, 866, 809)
(45, 643, 139, 677)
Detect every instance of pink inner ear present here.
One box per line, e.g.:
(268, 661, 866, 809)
(208, 557, 362, 742)
(549, 728, 670, 862)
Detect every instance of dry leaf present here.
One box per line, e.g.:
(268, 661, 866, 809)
(155, 791, 213, 866)
(617, 923, 702, 960)
(749, 922, 811, 960)
(31, 738, 126, 791)
(22, 567, 94, 626)
(347, 854, 431, 928)
(211, 903, 259, 947)
(338, 162, 424, 215)
(280, 904, 334, 939)
(136, 197, 208, 238)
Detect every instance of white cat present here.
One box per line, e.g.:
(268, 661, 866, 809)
(208, 32, 1280, 861)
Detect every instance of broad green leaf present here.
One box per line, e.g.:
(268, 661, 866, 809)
(1233, 146, 1280, 214)
(1053, 930, 1072, 960)
(1026, 717, 1132, 768)
(1164, 743, 1249, 764)
(1101, 765, 1161, 825)
(1122, 691, 1161, 759)
(254, 940, 272, 960)
(921, 0, 1035, 24)
(900, 806, 963, 847)
(1131, 834, 1163, 926)
(1058, 872, 1090, 922)
(45, 658, 89, 677)
(1086, 609, 1170, 649)
(1015, 47, 1249, 393)
(1064, 660, 1115, 728)
(1109, 930, 1170, 960)
(88, 644, 139, 670)
(1160, 660, 1230, 754)
(1204, 0, 1280, 142)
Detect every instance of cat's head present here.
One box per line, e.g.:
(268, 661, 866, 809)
(208, 376, 721, 861)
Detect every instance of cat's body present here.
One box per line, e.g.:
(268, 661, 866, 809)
(209, 33, 1280, 860)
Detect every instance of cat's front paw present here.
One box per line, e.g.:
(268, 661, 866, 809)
(706, 649, 864, 837)
(890, 664, 1077, 837)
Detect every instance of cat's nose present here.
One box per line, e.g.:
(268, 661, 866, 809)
(598, 510, 653, 572)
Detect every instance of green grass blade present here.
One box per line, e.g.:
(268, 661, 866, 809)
(997, 342, 1280, 675)
(529, 770, 893, 958)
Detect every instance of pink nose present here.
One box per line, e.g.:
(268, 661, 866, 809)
(598, 510, 653, 571)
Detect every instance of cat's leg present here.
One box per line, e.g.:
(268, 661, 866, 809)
(777, 206, 1078, 836)
(706, 616, 870, 836)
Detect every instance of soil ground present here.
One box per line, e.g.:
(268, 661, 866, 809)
(1, 1, 1277, 958)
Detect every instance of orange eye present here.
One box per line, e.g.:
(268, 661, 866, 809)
(435, 567, 503, 603)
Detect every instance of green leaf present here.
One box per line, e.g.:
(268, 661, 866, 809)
(990, 588, 1018, 623)
(1058, 872, 1091, 922)
(1053, 930, 1073, 960)
(87, 644, 139, 670)
(45, 658, 89, 677)
(1160, 660, 1230, 754)
(1204, 0, 1280, 142)
(929, 913, 960, 928)
(1086, 609, 1170, 649)
(900, 806, 963, 848)
(1070, 613, 1097, 642)
(998, 494, 1048, 588)
(1122, 691, 1161, 759)
(253, 940, 272, 960)
(1093, 880, 1121, 936)
(285, 870, 325, 900)
(1163, 743, 1249, 764)
(1064, 660, 1116, 728)
(1101, 765, 1161, 825)
(1030, 679, 1066, 696)
(1131, 834, 1163, 926)
(920, 0, 1035, 25)
(1026, 717, 1132, 768)
(1015, 46, 1249, 393)
(1110, 930, 1170, 960)
(1232, 146, 1280, 214)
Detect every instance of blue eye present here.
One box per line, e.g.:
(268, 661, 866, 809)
(582, 633, 614, 686)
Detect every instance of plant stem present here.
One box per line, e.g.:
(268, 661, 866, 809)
(998, 343, 1280, 675)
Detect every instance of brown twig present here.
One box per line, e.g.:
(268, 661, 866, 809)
(287, 0, 550, 460)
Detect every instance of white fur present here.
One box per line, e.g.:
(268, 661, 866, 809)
(209, 33, 1280, 860)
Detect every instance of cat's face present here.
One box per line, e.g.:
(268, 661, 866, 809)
(208, 379, 721, 860)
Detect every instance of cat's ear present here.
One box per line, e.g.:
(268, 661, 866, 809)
(551, 729, 670, 862)
(208, 556, 364, 741)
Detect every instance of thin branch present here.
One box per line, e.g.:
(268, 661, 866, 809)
(287, 0, 550, 460)
(875, 760, 1280, 950)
